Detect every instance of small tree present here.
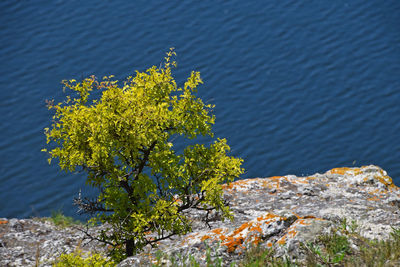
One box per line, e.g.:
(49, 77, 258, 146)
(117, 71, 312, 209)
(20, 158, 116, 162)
(43, 49, 243, 261)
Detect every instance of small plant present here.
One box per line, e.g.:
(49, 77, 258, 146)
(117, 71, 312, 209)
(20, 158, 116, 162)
(317, 231, 350, 264)
(154, 250, 164, 266)
(239, 245, 296, 267)
(152, 241, 225, 267)
(302, 222, 351, 266)
(390, 226, 400, 240)
(50, 210, 82, 228)
(339, 218, 358, 235)
(349, 220, 358, 234)
(35, 242, 40, 267)
(189, 254, 201, 267)
(302, 220, 400, 266)
(53, 248, 115, 267)
(205, 241, 224, 267)
(351, 226, 400, 266)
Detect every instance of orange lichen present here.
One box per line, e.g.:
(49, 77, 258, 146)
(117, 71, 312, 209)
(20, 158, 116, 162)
(253, 235, 262, 246)
(330, 167, 361, 175)
(269, 176, 282, 189)
(277, 227, 295, 245)
(172, 196, 182, 204)
(189, 212, 314, 253)
(295, 219, 311, 226)
(201, 235, 211, 241)
(250, 224, 262, 233)
(375, 172, 397, 190)
(261, 176, 282, 190)
(223, 236, 245, 253)
(330, 167, 351, 175)
(328, 166, 399, 192)
(369, 188, 381, 195)
(361, 172, 397, 191)
(0, 220, 8, 225)
(290, 212, 324, 222)
(291, 176, 311, 184)
(287, 228, 298, 238)
(210, 213, 287, 253)
(222, 183, 233, 190)
(276, 217, 325, 246)
(269, 176, 283, 180)
(329, 167, 360, 175)
(257, 213, 283, 222)
(180, 233, 199, 246)
(194, 213, 327, 254)
(233, 221, 252, 236)
(367, 196, 380, 201)
(222, 179, 256, 191)
(277, 234, 287, 245)
(212, 228, 225, 235)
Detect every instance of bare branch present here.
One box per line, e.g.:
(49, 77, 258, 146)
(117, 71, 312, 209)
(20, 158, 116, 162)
(74, 224, 115, 247)
(73, 193, 113, 215)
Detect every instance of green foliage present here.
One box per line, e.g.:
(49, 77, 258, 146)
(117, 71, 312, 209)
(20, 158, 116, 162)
(50, 210, 82, 228)
(317, 232, 350, 263)
(302, 220, 400, 267)
(239, 221, 400, 267)
(53, 249, 115, 267)
(44, 49, 244, 261)
(390, 226, 400, 240)
(339, 217, 358, 235)
(152, 241, 226, 267)
(351, 226, 400, 267)
(239, 245, 295, 267)
(302, 221, 351, 266)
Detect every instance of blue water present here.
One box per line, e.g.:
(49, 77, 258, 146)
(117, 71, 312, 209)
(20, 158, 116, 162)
(1, 1, 399, 219)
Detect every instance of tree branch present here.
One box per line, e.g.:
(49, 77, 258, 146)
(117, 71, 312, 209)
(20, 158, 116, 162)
(74, 224, 116, 248)
(134, 141, 157, 180)
(73, 194, 114, 215)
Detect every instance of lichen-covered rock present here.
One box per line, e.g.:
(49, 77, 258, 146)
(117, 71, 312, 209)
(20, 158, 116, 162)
(0, 218, 108, 266)
(119, 165, 400, 266)
(1, 165, 400, 266)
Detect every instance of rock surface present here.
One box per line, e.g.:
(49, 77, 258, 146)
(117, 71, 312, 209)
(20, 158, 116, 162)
(120, 165, 400, 266)
(1, 165, 400, 266)
(0, 218, 108, 266)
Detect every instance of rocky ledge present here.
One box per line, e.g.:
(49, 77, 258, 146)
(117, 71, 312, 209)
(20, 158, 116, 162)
(1, 165, 400, 266)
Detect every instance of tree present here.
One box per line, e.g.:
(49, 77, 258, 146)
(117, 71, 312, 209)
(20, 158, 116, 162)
(43, 49, 244, 261)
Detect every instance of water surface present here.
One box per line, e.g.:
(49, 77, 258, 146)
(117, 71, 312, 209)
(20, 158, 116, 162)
(0, 0, 399, 219)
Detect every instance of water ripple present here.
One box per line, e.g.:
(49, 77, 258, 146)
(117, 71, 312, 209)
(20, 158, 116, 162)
(0, 0, 399, 219)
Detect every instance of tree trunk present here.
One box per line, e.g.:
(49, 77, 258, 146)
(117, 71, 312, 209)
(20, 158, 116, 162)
(126, 238, 134, 257)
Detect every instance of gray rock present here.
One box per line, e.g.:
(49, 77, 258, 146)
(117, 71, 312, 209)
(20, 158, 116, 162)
(1, 165, 400, 266)
(119, 165, 400, 266)
(0, 218, 109, 266)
